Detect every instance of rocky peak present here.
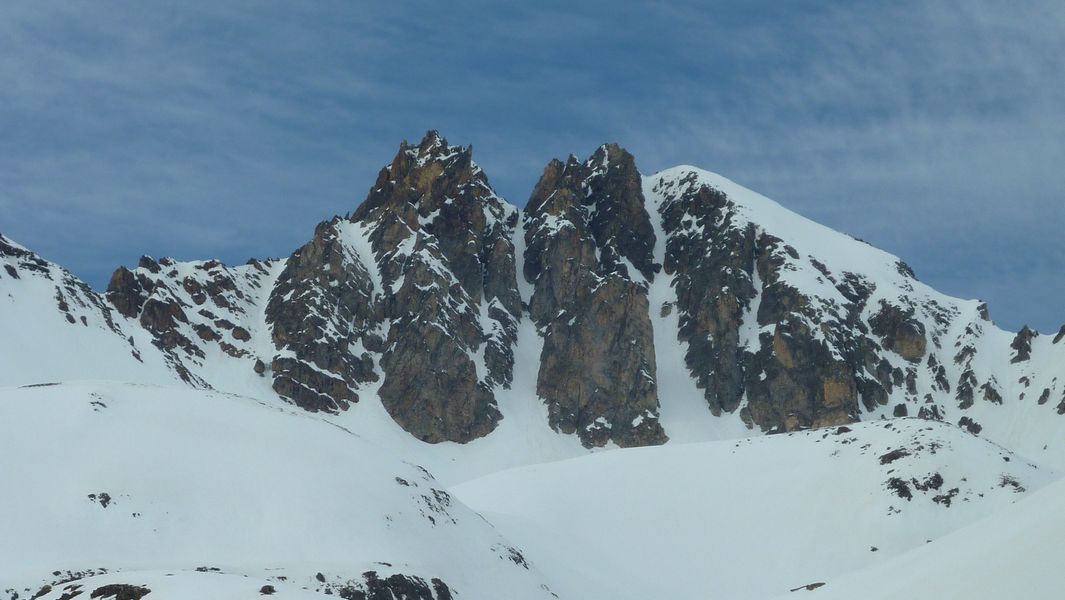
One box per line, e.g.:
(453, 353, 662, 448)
(259, 133, 523, 443)
(353, 130, 519, 310)
(353, 131, 476, 220)
(522, 144, 666, 448)
(526, 143, 656, 284)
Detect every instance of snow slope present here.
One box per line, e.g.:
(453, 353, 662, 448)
(453, 419, 1054, 600)
(783, 475, 1065, 599)
(0, 381, 556, 600)
(0, 234, 176, 386)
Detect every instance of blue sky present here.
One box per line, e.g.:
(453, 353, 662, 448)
(2, 1, 1063, 332)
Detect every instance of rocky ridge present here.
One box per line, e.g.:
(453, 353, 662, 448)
(5, 131, 1065, 455)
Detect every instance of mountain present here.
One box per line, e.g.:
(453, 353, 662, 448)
(6, 130, 1065, 463)
(3, 131, 1064, 598)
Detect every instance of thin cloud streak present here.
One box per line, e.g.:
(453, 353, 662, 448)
(0, 0, 1062, 332)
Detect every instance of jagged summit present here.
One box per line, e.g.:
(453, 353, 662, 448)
(352, 130, 494, 221)
(4, 132, 1065, 464)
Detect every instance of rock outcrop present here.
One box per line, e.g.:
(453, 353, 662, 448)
(105, 255, 274, 385)
(347, 131, 521, 442)
(523, 145, 666, 447)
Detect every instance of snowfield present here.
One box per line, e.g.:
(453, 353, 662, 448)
(0, 382, 557, 600)
(4, 381, 1060, 599)
(453, 419, 1056, 600)
(786, 475, 1065, 599)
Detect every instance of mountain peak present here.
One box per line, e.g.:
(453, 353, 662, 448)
(398, 129, 472, 170)
(352, 131, 499, 224)
(589, 142, 633, 167)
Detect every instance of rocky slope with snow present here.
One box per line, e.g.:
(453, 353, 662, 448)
(9, 130, 1065, 457)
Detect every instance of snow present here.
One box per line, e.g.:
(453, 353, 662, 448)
(644, 175, 752, 442)
(454, 419, 1055, 600)
(0, 381, 556, 599)
(653, 167, 917, 294)
(782, 474, 1065, 599)
(32, 571, 331, 600)
(0, 250, 176, 387)
(338, 220, 383, 300)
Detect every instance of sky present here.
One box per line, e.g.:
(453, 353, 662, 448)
(1, 1, 1063, 332)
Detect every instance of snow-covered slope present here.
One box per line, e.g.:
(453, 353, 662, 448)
(453, 419, 1054, 600)
(783, 475, 1065, 599)
(0, 234, 176, 386)
(0, 381, 557, 600)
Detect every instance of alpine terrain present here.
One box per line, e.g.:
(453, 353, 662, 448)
(3, 131, 1063, 599)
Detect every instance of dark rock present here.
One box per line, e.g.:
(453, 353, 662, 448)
(137, 256, 161, 273)
(1038, 388, 1052, 405)
(523, 145, 665, 447)
(869, 301, 927, 362)
(933, 487, 960, 506)
(352, 133, 521, 441)
(917, 403, 942, 421)
(879, 448, 910, 465)
(1000, 475, 1026, 492)
(657, 174, 757, 419)
(1010, 326, 1036, 363)
(89, 584, 150, 600)
(105, 267, 148, 319)
(789, 582, 826, 592)
(886, 477, 913, 500)
(977, 302, 991, 321)
(194, 324, 219, 342)
(958, 416, 982, 434)
(652, 170, 892, 433)
(265, 131, 524, 442)
(331, 571, 453, 600)
(980, 380, 1003, 405)
(266, 218, 379, 414)
(259, 585, 275, 595)
(912, 473, 944, 491)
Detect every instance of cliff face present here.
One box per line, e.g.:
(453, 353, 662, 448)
(523, 145, 665, 447)
(347, 132, 521, 443)
(7, 131, 1065, 452)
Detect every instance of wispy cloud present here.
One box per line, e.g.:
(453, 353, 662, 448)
(0, 1, 1062, 331)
